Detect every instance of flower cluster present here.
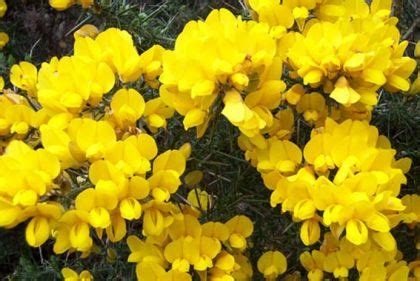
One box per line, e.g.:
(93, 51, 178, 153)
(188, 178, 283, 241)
(240, 117, 419, 279)
(300, 232, 419, 280)
(0, 0, 417, 280)
(0, 23, 279, 280)
(0, 141, 61, 247)
(246, 0, 417, 126)
(160, 9, 286, 137)
(0, 26, 188, 256)
(127, 214, 255, 280)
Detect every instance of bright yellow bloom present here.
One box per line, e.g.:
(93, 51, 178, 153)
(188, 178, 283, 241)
(75, 28, 161, 84)
(25, 203, 62, 247)
(225, 215, 253, 249)
(127, 235, 166, 264)
(61, 267, 93, 281)
(75, 181, 118, 228)
(323, 250, 354, 278)
(40, 113, 80, 168)
(143, 97, 175, 132)
(257, 251, 287, 280)
(138, 45, 166, 88)
(49, 0, 93, 10)
(300, 250, 325, 281)
(0, 141, 60, 216)
(287, 16, 416, 109)
(10, 61, 38, 96)
(202, 221, 229, 242)
(68, 118, 116, 161)
(53, 210, 92, 253)
(142, 200, 178, 236)
(187, 188, 211, 211)
(256, 139, 302, 174)
(37, 56, 115, 114)
(164, 237, 200, 272)
(160, 9, 284, 137)
(0, 93, 37, 136)
(149, 149, 186, 202)
(300, 219, 321, 246)
(247, 0, 294, 35)
(110, 88, 145, 129)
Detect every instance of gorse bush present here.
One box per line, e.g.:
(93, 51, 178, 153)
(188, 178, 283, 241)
(0, 0, 418, 280)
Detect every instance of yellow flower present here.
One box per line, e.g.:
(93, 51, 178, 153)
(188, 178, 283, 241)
(323, 250, 354, 278)
(187, 188, 211, 211)
(49, 0, 74, 11)
(37, 56, 115, 114)
(0, 94, 37, 136)
(300, 250, 325, 281)
(300, 219, 321, 246)
(0, 32, 9, 49)
(75, 181, 118, 228)
(0, 0, 7, 17)
(138, 45, 166, 88)
(296, 92, 327, 125)
(149, 149, 186, 202)
(40, 113, 80, 168)
(50, 0, 93, 10)
(10, 61, 38, 96)
(164, 237, 200, 272)
(61, 267, 93, 281)
(142, 200, 178, 236)
(143, 97, 175, 132)
(247, 0, 294, 34)
(127, 235, 166, 266)
(257, 251, 287, 280)
(118, 177, 149, 220)
(110, 88, 145, 129)
(287, 16, 416, 110)
(330, 76, 360, 105)
(256, 139, 302, 174)
(225, 215, 253, 249)
(68, 118, 116, 161)
(25, 203, 63, 247)
(106, 214, 127, 242)
(53, 210, 92, 253)
(202, 222, 229, 242)
(160, 8, 283, 137)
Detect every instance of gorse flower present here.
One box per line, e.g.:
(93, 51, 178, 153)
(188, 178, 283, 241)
(257, 250, 288, 280)
(0, 0, 7, 18)
(61, 267, 93, 281)
(10, 61, 38, 96)
(49, 0, 93, 11)
(160, 8, 285, 137)
(241, 116, 415, 279)
(128, 213, 255, 280)
(0, 31, 8, 49)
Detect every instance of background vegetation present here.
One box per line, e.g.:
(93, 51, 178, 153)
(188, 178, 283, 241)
(0, 0, 418, 280)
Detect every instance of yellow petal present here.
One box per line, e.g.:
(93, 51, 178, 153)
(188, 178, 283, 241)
(346, 219, 368, 245)
(25, 217, 50, 247)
